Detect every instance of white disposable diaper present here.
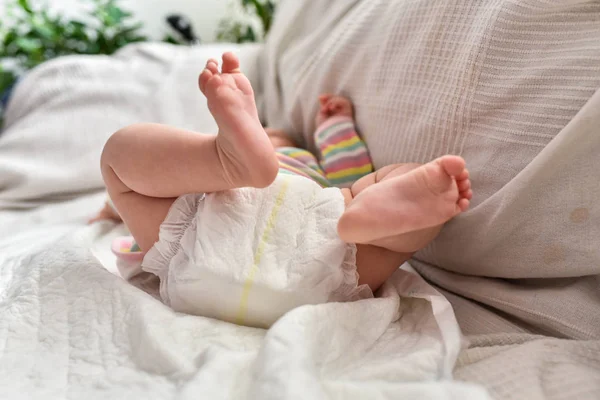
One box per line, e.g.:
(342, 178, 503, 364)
(142, 174, 373, 328)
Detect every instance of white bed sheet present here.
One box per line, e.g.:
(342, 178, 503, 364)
(0, 197, 489, 400)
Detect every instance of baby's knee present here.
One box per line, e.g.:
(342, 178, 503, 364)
(107, 123, 151, 147)
(101, 123, 149, 165)
(100, 124, 144, 187)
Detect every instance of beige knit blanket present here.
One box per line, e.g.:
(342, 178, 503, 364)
(261, 0, 600, 398)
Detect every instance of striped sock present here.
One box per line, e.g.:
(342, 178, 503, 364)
(314, 116, 373, 188)
(275, 148, 331, 188)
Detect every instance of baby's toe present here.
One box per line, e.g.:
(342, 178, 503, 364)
(222, 52, 241, 73)
(206, 58, 220, 74)
(460, 189, 473, 200)
(439, 156, 466, 177)
(456, 169, 470, 181)
(457, 178, 471, 192)
(205, 74, 224, 98)
(198, 68, 213, 94)
(457, 198, 470, 212)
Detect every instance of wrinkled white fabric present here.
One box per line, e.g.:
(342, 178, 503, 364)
(142, 174, 372, 328)
(0, 202, 489, 399)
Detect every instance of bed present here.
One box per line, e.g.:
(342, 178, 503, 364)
(1, 1, 599, 399)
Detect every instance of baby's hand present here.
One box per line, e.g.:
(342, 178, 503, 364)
(88, 202, 122, 224)
(315, 94, 354, 127)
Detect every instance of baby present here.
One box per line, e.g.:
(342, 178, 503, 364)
(98, 52, 472, 327)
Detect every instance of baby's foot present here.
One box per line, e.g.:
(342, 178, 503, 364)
(315, 94, 354, 127)
(198, 52, 278, 188)
(338, 156, 471, 244)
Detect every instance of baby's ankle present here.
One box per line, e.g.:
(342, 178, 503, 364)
(215, 135, 279, 189)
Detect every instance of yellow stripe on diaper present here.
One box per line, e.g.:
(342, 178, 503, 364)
(235, 177, 290, 325)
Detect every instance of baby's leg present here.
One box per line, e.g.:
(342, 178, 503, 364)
(338, 165, 425, 291)
(343, 163, 453, 253)
(339, 156, 471, 244)
(314, 96, 373, 188)
(353, 243, 415, 292)
(101, 53, 278, 251)
(340, 157, 472, 291)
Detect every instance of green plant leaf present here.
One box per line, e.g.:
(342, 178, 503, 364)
(2, 31, 18, 51)
(0, 0, 157, 75)
(241, 0, 253, 9)
(115, 23, 145, 38)
(32, 23, 56, 40)
(162, 34, 181, 45)
(0, 66, 18, 94)
(107, 5, 125, 24)
(217, 0, 277, 43)
(86, 42, 101, 54)
(15, 37, 41, 52)
(70, 20, 87, 29)
(242, 26, 256, 43)
(17, 0, 33, 14)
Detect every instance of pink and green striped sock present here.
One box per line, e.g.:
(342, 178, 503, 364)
(275, 148, 331, 188)
(314, 116, 373, 188)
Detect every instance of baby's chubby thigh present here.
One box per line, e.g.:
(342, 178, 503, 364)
(162, 174, 367, 328)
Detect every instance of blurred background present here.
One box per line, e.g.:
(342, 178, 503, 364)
(0, 0, 277, 123)
(0, 0, 232, 42)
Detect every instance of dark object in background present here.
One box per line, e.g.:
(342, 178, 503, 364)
(0, 81, 16, 109)
(0, 79, 18, 130)
(166, 15, 200, 45)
